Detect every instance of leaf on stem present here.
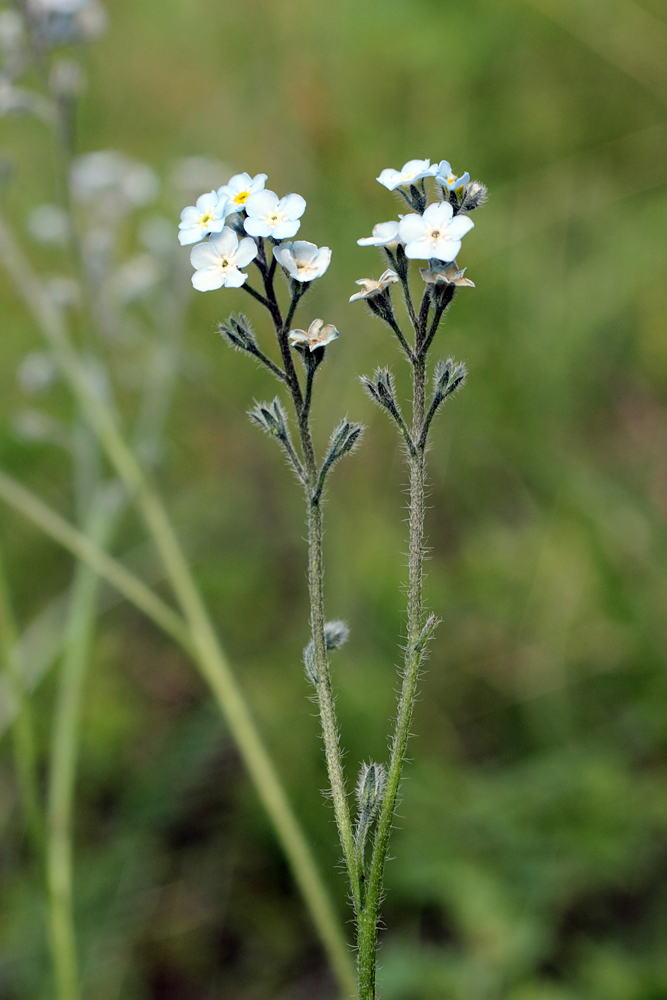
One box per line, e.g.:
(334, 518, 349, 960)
(433, 358, 467, 402)
(354, 761, 387, 869)
(218, 313, 257, 353)
(248, 398, 306, 483)
(313, 418, 364, 503)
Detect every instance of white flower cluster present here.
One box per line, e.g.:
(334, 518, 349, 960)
(181, 171, 331, 292)
(356, 157, 475, 266)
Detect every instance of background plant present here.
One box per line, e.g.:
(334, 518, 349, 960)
(1, 0, 667, 998)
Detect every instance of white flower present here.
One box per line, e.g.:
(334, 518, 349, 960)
(178, 190, 229, 246)
(376, 159, 437, 191)
(357, 221, 400, 247)
(244, 190, 306, 239)
(288, 318, 339, 352)
(27, 204, 70, 246)
(274, 241, 331, 282)
(434, 160, 470, 192)
(398, 202, 474, 262)
(189, 227, 257, 291)
(419, 262, 474, 287)
(349, 269, 399, 302)
(218, 172, 267, 212)
(70, 151, 158, 209)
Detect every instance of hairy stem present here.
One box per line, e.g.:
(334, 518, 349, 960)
(357, 351, 428, 1000)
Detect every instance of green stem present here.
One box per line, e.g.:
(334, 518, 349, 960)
(357, 356, 427, 1000)
(0, 216, 356, 998)
(307, 492, 361, 915)
(47, 493, 116, 1000)
(0, 549, 44, 858)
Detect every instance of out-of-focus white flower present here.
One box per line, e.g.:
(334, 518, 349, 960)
(178, 190, 229, 246)
(419, 262, 475, 287)
(274, 240, 331, 282)
(244, 190, 306, 239)
(27, 204, 70, 246)
(70, 151, 158, 210)
(109, 254, 163, 302)
(12, 408, 67, 445)
(169, 157, 229, 198)
(377, 159, 437, 191)
(434, 160, 470, 192)
(218, 172, 267, 212)
(398, 202, 474, 262)
(0, 10, 24, 51)
(357, 221, 400, 247)
(138, 215, 174, 255)
(349, 269, 399, 302)
(74, 0, 107, 39)
(28, 0, 86, 13)
(44, 276, 80, 307)
(26, 0, 107, 43)
(288, 318, 339, 352)
(17, 352, 57, 395)
(190, 227, 257, 291)
(49, 58, 85, 97)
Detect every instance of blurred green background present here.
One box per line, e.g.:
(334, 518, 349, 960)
(1, 0, 667, 997)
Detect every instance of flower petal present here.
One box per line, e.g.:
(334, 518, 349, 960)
(271, 219, 301, 240)
(243, 216, 271, 237)
(209, 227, 238, 256)
(222, 267, 248, 287)
(192, 267, 224, 291)
(234, 236, 259, 268)
(398, 213, 427, 243)
(179, 205, 200, 226)
(430, 237, 461, 262)
(422, 201, 453, 226)
(377, 168, 403, 190)
(278, 193, 306, 221)
(195, 190, 219, 212)
(245, 189, 279, 217)
(190, 241, 222, 268)
(404, 238, 439, 260)
(446, 215, 474, 240)
(179, 227, 204, 246)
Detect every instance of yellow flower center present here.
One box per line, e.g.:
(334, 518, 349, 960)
(234, 190, 250, 205)
(199, 211, 214, 226)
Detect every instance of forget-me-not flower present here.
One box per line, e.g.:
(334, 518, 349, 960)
(189, 227, 257, 291)
(349, 269, 399, 302)
(178, 190, 229, 246)
(218, 172, 268, 212)
(377, 159, 437, 191)
(288, 318, 339, 352)
(434, 160, 470, 192)
(398, 201, 474, 262)
(244, 190, 306, 240)
(274, 241, 331, 282)
(357, 221, 401, 247)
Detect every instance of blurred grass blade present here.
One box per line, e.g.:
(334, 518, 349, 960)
(0, 548, 44, 858)
(47, 488, 121, 1000)
(523, 0, 667, 104)
(0, 467, 356, 997)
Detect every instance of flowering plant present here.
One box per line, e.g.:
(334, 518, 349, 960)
(183, 157, 487, 998)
